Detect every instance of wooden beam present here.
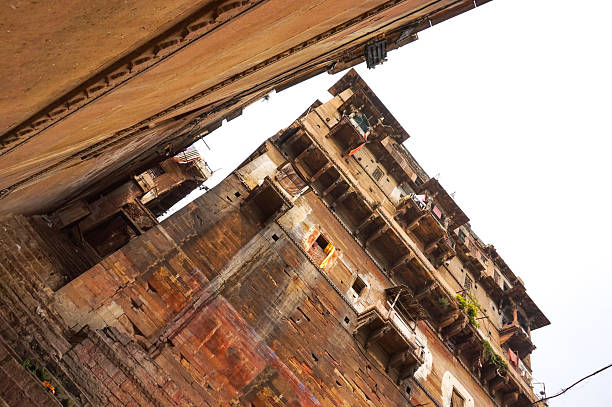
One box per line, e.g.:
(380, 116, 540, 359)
(294, 145, 315, 163)
(438, 310, 460, 330)
(489, 375, 508, 394)
(425, 237, 443, 254)
(284, 129, 305, 147)
(365, 225, 389, 247)
(366, 324, 391, 348)
(396, 363, 419, 384)
(334, 188, 354, 205)
(482, 365, 498, 382)
(390, 252, 415, 274)
(322, 178, 343, 197)
(405, 212, 427, 232)
(356, 212, 377, 234)
(457, 338, 478, 355)
(442, 316, 467, 338)
(309, 162, 332, 182)
(415, 282, 437, 300)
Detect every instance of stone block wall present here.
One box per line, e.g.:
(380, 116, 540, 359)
(0, 171, 501, 406)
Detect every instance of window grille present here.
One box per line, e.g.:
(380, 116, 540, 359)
(464, 275, 473, 291)
(372, 167, 384, 181)
(365, 40, 387, 69)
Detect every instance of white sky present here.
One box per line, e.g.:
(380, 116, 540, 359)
(169, 0, 612, 404)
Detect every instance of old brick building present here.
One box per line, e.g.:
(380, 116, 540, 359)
(0, 0, 493, 217)
(0, 70, 548, 406)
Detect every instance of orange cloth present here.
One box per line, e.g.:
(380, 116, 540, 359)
(345, 132, 368, 157)
(42, 380, 55, 394)
(346, 142, 366, 157)
(319, 243, 336, 269)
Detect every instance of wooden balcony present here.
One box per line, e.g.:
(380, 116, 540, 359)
(479, 359, 539, 407)
(385, 285, 429, 322)
(241, 177, 292, 226)
(355, 214, 413, 274)
(500, 323, 536, 358)
(454, 232, 486, 277)
(416, 178, 469, 230)
(390, 265, 462, 331)
(395, 194, 456, 265)
(354, 308, 423, 384)
(365, 136, 415, 184)
(328, 116, 368, 157)
(479, 272, 504, 302)
(502, 286, 550, 332)
(273, 118, 474, 334)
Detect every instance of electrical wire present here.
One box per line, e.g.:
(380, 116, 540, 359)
(529, 363, 612, 405)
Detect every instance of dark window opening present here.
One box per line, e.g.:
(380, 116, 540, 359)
(234, 191, 241, 197)
(502, 308, 513, 326)
(352, 276, 367, 296)
(272, 234, 280, 242)
(316, 234, 329, 249)
(344, 316, 350, 324)
(242, 183, 285, 225)
(458, 229, 466, 243)
(83, 213, 138, 258)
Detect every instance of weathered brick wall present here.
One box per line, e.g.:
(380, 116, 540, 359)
(0, 339, 62, 406)
(0, 215, 85, 405)
(0, 171, 501, 406)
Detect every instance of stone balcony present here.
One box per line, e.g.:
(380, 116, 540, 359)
(500, 322, 536, 358)
(354, 307, 424, 385)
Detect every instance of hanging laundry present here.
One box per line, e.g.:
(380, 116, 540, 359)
(346, 142, 366, 157)
(346, 131, 368, 158)
(432, 205, 443, 219)
(413, 194, 427, 209)
(508, 348, 519, 367)
(319, 243, 336, 269)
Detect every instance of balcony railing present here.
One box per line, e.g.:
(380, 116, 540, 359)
(517, 359, 533, 387)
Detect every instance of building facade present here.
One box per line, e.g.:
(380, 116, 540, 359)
(0, 0, 493, 216)
(0, 70, 547, 406)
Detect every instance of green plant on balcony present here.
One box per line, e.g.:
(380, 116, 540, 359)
(437, 296, 450, 309)
(456, 293, 480, 328)
(482, 340, 509, 371)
